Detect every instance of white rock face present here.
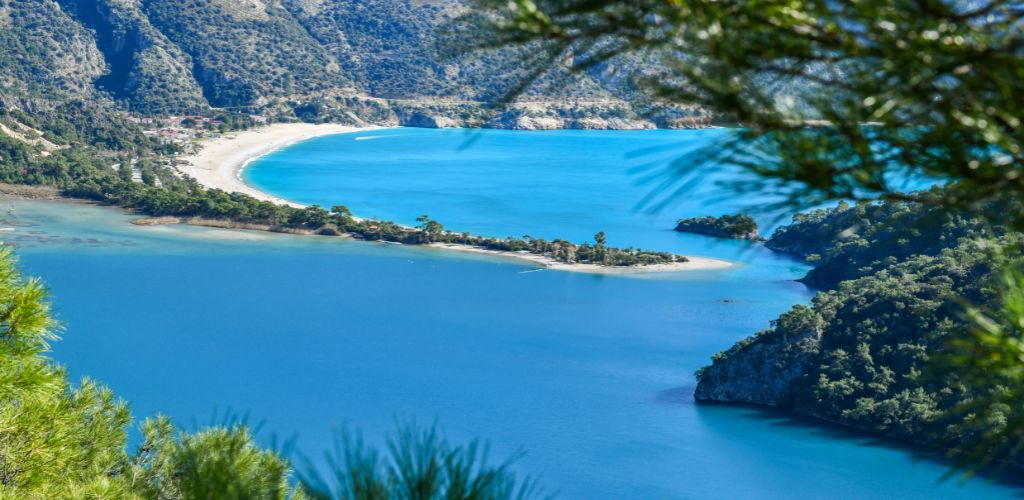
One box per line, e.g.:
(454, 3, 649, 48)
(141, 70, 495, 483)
(573, 117, 656, 130)
(513, 116, 563, 130)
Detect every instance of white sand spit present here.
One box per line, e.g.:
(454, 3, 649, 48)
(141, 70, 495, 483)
(427, 244, 733, 274)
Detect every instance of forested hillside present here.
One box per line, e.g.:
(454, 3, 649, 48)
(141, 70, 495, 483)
(54, 0, 209, 113)
(696, 194, 1024, 468)
(139, 0, 350, 107)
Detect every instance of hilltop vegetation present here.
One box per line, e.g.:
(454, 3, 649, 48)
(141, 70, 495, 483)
(0, 0, 105, 99)
(140, 0, 349, 107)
(54, 0, 209, 114)
(764, 195, 1014, 289)
(674, 214, 759, 240)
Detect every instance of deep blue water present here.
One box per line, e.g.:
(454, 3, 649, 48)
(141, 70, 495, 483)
(6, 129, 1021, 499)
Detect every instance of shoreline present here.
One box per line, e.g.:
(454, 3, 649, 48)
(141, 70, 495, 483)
(176, 124, 735, 275)
(178, 123, 382, 207)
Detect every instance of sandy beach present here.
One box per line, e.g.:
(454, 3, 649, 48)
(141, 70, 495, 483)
(178, 123, 374, 207)
(427, 243, 732, 274)
(179, 124, 733, 274)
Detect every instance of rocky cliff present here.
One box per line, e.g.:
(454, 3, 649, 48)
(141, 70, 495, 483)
(56, 0, 208, 113)
(695, 305, 821, 405)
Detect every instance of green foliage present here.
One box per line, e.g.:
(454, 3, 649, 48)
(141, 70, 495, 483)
(0, 247, 131, 498)
(699, 229, 1006, 445)
(139, 159, 156, 186)
(118, 160, 133, 182)
(301, 423, 544, 500)
(127, 417, 295, 500)
(941, 261, 1024, 475)
(0, 105, 151, 152)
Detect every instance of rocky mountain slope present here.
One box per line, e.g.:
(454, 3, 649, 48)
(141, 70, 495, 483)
(0, 0, 711, 130)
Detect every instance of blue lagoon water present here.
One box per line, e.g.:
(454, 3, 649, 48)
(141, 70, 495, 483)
(6, 129, 1021, 498)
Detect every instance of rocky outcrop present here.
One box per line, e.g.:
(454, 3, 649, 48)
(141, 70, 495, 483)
(696, 201, 1024, 471)
(506, 115, 562, 130)
(695, 305, 822, 405)
(572, 117, 655, 130)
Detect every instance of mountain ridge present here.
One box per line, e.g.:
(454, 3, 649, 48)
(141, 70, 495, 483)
(0, 0, 712, 133)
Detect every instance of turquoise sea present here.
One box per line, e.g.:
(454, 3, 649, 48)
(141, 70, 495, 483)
(7, 128, 1021, 498)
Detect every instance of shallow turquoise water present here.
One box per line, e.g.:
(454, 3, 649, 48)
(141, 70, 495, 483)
(246, 128, 784, 249)
(7, 129, 1021, 498)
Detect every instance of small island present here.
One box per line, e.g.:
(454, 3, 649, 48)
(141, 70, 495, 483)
(674, 214, 760, 240)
